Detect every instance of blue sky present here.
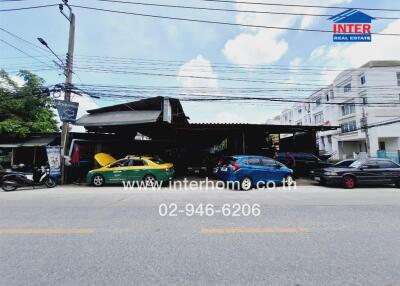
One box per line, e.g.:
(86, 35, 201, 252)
(1, 0, 399, 123)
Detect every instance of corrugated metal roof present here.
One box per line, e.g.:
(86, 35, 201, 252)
(75, 110, 162, 126)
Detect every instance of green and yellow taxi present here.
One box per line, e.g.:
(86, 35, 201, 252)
(87, 153, 174, 187)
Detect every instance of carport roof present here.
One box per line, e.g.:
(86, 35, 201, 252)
(75, 110, 162, 126)
(0, 136, 57, 148)
(176, 123, 337, 133)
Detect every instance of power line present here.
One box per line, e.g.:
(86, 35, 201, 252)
(0, 38, 56, 69)
(0, 4, 58, 12)
(0, 27, 50, 54)
(88, 0, 399, 20)
(72, 66, 400, 90)
(2, 0, 397, 12)
(192, 0, 400, 13)
(69, 5, 400, 37)
(70, 83, 400, 106)
(3, 53, 400, 74)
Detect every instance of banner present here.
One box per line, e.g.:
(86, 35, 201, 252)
(54, 99, 79, 123)
(46, 146, 61, 176)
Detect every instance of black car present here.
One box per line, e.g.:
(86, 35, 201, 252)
(275, 152, 332, 176)
(312, 158, 400, 189)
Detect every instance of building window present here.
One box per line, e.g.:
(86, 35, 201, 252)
(379, 141, 386, 151)
(325, 93, 329, 102)
(362, 97, 368, 105)
(397, 72, 400, 86)
(340, 121, 357, 133)
(297, 108, 302, 114)
(341, 102, 355, 116)
(360, 75, 366, 85)
(315, 98, 321, 107)
(344, 83, 352, 93)
(314, 112, 324, 125)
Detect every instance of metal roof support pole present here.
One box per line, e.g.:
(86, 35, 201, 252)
(242, 129, 246, 154)
(292, 132, 296, 152)
(11, 148, 15, 166)
(33, 147, 36, 167)
(163, 97, 172, 123)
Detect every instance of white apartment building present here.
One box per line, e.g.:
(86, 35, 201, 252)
(281, 61, 400, 161)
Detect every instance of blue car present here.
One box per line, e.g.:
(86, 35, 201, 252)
(215, 155, 294, 190)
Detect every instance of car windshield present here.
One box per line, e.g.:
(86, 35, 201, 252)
(349, 160, 364, 168)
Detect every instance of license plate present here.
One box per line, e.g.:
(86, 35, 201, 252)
(220, 167, 227, 172)
(314, 176, 320, 181)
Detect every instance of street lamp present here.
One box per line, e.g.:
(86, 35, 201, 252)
(37, 37, 66, 71)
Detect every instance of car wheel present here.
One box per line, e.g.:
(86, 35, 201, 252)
(342, 175, 356, 189)
(143, 174, 157, 187)
(92, 174, 105, 187)
(240, 176, 253, 191)
(1, 180, 17, 192)
(285, 174, 295, 186)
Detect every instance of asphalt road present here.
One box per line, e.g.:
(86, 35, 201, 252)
(0, 183, 399, 286)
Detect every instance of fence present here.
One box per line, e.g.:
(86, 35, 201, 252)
(377, 150, 400, 163)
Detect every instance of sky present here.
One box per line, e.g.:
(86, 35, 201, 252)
(1, 0, 400, 125)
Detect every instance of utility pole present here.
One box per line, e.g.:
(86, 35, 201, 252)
(361, 102, 370, 156)
(59, 0, 75, 184)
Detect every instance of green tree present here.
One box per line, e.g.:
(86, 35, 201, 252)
(0, 69, 58, 137)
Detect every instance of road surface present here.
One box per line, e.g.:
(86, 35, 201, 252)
(0, 184, 399, 285)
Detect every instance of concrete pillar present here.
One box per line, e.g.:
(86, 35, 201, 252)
(369, 135, 379, 157)
(331, 137, 340, 160)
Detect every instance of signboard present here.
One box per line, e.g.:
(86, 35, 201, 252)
(329, 9, 375, 42)
(54, 99, 79, 123)
(46, 146, 61, 176)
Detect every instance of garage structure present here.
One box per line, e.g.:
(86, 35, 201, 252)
(74, 96, 337, 177)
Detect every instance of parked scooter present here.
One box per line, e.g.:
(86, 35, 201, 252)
(1, 165, 57, 192)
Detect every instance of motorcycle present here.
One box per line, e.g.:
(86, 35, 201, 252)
(1, 165, 57, 192)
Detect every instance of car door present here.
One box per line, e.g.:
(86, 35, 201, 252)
(358, 160, 381, 183)
(260, 157, 282, 183)
(127, 159, 148, 181)
(246, 157, 264, 183)
(107, 159, 131, 183)
(377, 160, 400, 182)
(300, 153, 320, 171)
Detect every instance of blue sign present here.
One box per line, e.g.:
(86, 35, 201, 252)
(329, 9, 375, 42)
(46, 146, 61, 176)
(54, 99, 79, 123)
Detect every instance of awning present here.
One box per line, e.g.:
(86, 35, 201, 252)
(0, 136, 56, 148)
(20, 137, 56, 147)
(75, 110, 162, 127)
(0, 143, 21, 148)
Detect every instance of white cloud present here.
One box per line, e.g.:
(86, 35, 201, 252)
(177, 55, 219, 95)
(223, 31, 288, 66)
(222, 0, 352, 66)
(304, 19, 400, 83)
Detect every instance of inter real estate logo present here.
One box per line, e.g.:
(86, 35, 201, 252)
(329, 9, 375, 42)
